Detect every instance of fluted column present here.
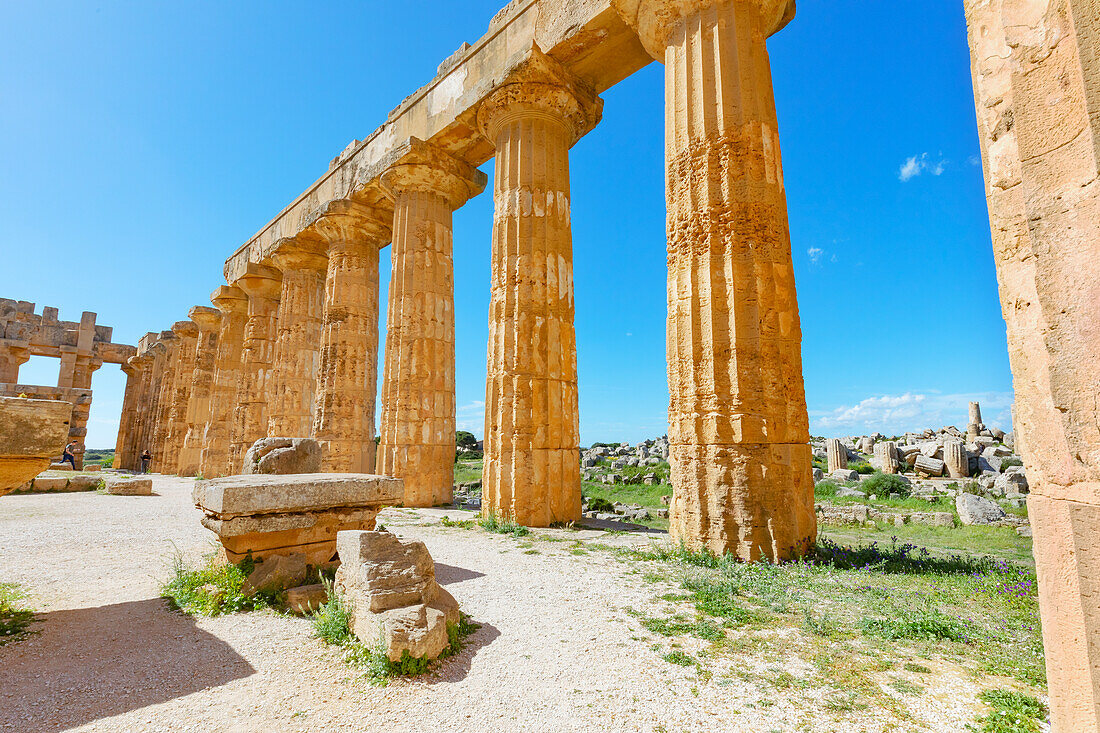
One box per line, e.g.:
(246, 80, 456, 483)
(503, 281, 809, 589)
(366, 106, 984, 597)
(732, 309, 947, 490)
(229, 264, 283, 473)
(162, 321, 199, 474)
(944, 440, 968, 480)
(311, 201, 390, 474)
(377, 144, 486, 507)
(150, 334, 179, 470)
(200, 286, 249, 478)
(178, 306, 221, 476)
(826, 439, 847, 474)
(113, 362, 141, 470)
(965, 1, 1100, 727)
(476, 55, 602, 527)
(268, 239, 328, 438)
(135, 345, 164, 469)
(614, 0, 813, 560)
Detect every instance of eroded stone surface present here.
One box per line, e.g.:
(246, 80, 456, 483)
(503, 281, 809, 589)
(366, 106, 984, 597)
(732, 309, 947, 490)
(0, 397, 73, 495)
(242, 438, 322, 476)
(105, 477, 153, 496)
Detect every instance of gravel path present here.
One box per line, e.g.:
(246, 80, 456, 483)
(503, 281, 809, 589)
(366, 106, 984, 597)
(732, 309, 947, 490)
(0, 476, 991, 732)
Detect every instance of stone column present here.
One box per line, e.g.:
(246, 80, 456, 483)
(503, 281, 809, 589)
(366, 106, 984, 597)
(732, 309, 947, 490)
(135, 344, 165, 469)
(178, 306, 221, 476)
(826, 439, 847, 474)
(944, 440, 968, 480)
(229, 264, 283, 473)
(614, 0, 813, 560)
(377, 143, 486, 507)
(966, 400, 983, 439)
(966, 1, 1100, 727)
(200, 286, 249, 479)
(124, 353, 153, 470)
(0, 340, 29, 383)
(858, 436, 875, 455)
(113, 362, 141, 471)
(268, 239, 328, 439)
(150, 333, 179, 471)
(873, 441, 899, 475)
(311, 200, 389, 473)
(475, 51, 601, 527)
(66, 353, 102, 469)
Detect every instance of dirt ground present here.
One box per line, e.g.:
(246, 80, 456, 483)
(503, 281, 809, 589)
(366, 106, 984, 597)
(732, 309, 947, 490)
(0, 476, 993, 732)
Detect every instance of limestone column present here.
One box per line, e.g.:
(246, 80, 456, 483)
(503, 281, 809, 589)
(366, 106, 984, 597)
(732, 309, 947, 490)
(966, 1, 1100, 726)
(874, 441, 899, 475)
(613, 0, 814, 560)
(475, 51, 601, 527)
(134, 345, 163, 468)
(944, 440, 968, 480)
(826, 439, 847, 474)
(68, 354, 102, 469)
(113, 362, 141, 471)
(150, 334, 178, 470)
(377, 143, 486, 507)
(124, 352, 154, 470)
(160, 320, 199, 475)
(0, 340, 29, 383)
(229, 265, 283, 473)
(966, 400, 983, 439)
(268, 239, 327, 438)
(178, 306, 221, 476)
(311, 200, 389, 473)
(200, 286, 249, 478)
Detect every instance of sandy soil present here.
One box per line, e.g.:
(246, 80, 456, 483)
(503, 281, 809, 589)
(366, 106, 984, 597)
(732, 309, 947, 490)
(0, 476, 991, 732)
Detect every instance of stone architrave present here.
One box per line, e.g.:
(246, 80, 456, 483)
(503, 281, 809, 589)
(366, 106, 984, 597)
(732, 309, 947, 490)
(613, 0, 814, 560)
(310, 200, 390, 473)
(200, 285, 249, 479)
(178, 306, 221, 477)
(965, 0, 1100, 726)
(162, 320, 200, 475)
(377, 141, 487, 508)
(268, 238, 328, 439)
(476, 48, 601, 527)
(944, 440, 968, 480)
(229, 264, 283, 474)
(873, 442, 899, 477)
(826, 439, 847, 473)
(0, 340, 30, 384)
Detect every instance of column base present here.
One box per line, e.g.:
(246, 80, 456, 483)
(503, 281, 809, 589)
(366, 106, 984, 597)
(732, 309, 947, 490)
(378, 443, 454, 507)
(669, 442, 816, 562)
(483, 448, 581, 527)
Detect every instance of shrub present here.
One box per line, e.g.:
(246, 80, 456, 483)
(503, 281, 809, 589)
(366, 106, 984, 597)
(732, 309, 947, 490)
(586, 497, 614, 513)
(813, 480, 839, 498)
(861, 472, 912, 497)
(161, 551, 276, 616)
(999, 457, 1023, 469)
(849, 461, 875, 475)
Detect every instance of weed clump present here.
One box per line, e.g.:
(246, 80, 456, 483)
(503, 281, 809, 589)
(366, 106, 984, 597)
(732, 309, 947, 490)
(161, 551, 275, 616)
(0, 584, 37, 646)
(479, 512, 530, 537)
(972, 689, 1047, 732)
(861, 472, 913, 497)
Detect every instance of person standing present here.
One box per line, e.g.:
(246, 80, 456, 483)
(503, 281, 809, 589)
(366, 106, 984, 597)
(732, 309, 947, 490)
(61, 441, 78, 470)
(140, 450, 152, 474)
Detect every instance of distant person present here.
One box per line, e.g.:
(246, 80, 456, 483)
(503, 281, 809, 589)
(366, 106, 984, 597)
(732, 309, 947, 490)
(61, 441, 78, 469)
(140, 450, 152, 474)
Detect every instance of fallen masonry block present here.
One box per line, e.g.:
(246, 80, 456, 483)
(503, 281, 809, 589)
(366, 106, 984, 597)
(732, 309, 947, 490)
(335, 529, 460, 662)
(106, 477, 153, 496)
(48, 463, 74, 472)
(0, 396, 73, 497)
(287, 584, 328, 615)
(194, 474, 403, 566)
(243, 437, 321, 475)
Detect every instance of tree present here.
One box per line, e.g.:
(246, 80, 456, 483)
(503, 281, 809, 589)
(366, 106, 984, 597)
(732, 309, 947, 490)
(456, 430, 477, 449)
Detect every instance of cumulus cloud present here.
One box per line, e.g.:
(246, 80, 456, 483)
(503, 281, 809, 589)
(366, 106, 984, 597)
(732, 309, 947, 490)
(899, 153, 948, 182)
(807, 247, 825, 265)
(810, 391, 1014, 437)
(455, 400, 485, 435)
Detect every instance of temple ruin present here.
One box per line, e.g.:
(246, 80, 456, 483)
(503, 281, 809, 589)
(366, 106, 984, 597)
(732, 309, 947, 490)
(0, 300, 135, 469)
(108, 1, 1099, 727)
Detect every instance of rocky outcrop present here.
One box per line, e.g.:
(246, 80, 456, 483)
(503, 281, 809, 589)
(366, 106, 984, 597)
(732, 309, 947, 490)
(335, 529, 460, 662)
(242, 437, 322, 475)
(0, 396, 73, 496)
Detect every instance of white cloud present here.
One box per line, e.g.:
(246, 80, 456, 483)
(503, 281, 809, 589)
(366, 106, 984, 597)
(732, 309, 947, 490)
(810, 391, 1014, 437)
(456, 400, 485, 436)
(807, 247, 825, 265)
(899, 153, 948, 182)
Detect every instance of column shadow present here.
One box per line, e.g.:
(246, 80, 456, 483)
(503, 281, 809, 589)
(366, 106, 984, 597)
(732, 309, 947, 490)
(434, 563, 486, 585)
(0, 598, 254, 732)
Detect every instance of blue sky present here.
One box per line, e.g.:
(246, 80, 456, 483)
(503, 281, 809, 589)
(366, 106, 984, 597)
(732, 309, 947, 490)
(0, 1, 1012, 449)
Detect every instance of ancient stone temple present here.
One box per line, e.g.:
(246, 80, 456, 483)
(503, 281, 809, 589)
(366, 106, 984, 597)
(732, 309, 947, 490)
(115, 2, 1099, 725)
(0, 300, 135, 469)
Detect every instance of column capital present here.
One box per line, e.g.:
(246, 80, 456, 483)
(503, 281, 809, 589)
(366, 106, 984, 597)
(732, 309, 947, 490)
(129, 352, 154, 371)
(188, 305, 222, 333)
(305, 199, 392, 250)
(234, 263, 283, 303)
(476, 44, 603, 146)
(380, 138, 488, 208)
(210, 285, 250, 315)
(171, 320, 200, 340)
(270, 236, 329, 274)
(612, 0, 795, 58)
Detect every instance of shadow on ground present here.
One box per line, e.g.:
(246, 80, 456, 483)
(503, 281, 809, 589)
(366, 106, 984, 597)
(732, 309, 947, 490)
(434, 563, 486, 585)
(0, 598, 254, 732)
(577, 518, 668, 535)
(434, 620, 501, 683)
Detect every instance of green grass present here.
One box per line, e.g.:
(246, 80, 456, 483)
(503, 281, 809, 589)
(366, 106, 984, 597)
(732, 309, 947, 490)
(999, 457, 1024, 470)
(972, 689, 1047, 732)
(478, 512, 530, 537)
(440, 516, 475, 529)
(582, 482, 671, 510)
(453, 459, 482, 485)
(826, 524, 1034, 565)
(0, 583, 37, 646)
(311, 585, 480, 684)
(161, 551, 278, 616)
